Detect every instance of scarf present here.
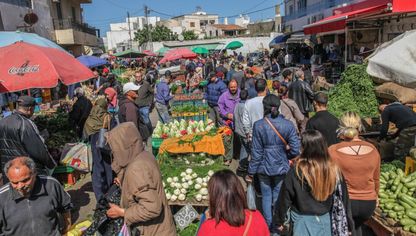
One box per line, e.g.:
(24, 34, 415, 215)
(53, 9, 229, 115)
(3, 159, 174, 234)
(104, 87, 118, 108)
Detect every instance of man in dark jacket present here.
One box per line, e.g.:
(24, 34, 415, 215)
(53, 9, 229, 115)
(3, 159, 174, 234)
(134, 70, 154, 134)
(0, 96, 56, 181)
(306, 92, 339, 146)
(288, 69, 314, 117)
(118, 83, 150, 142)
(155, 71, 174, 124)
(204, 72, 227, 125)
(69, 88, 93, 138)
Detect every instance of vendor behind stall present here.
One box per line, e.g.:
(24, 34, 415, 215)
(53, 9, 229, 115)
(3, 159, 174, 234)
(379, 101, 416, 161)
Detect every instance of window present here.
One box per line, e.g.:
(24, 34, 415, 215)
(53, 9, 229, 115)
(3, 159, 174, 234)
(0, 11, 4, 31)
(56, 2, 63, 20)
(190, 22, 195, 27)
(289, 5, 294, 15)
(71, 7, 76, 22)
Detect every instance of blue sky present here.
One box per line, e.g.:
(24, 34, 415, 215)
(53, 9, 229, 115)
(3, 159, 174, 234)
(82, 0, 282, 36)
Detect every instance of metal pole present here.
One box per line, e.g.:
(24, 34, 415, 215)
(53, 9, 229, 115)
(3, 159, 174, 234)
(344, 27, 348, 65)
(127, 11, 132, 50)
(144, 5, 153, 51)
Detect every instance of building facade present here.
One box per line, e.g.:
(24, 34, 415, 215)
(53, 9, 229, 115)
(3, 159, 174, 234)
(171, 11, 219, 39)
(106, 16, 160, 51)
(283, 0, 361, 33)
(205, 24, 247, 38)
(0, 0, 100, 56)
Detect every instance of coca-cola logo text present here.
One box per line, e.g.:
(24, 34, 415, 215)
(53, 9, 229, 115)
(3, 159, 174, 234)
(8, 65, 40, 75)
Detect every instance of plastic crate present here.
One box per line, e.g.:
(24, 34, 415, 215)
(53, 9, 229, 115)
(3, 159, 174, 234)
(151, 138, 165, 157)
(53, 166, 75, 174)
(53, 166, 78, 186)
(172, 111, 208, 122)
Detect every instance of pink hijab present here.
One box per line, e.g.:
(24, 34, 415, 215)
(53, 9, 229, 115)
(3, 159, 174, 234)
(104, 87, 118, 108)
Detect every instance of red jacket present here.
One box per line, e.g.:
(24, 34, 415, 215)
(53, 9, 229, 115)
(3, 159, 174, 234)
(198, 210, 270, 236)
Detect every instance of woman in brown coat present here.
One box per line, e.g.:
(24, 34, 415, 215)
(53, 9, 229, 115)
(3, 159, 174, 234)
(105, 122, 176, 236)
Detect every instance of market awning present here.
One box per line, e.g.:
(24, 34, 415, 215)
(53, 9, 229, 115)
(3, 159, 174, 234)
(303, 4, 389, 35)
(269, 34, 290, 48)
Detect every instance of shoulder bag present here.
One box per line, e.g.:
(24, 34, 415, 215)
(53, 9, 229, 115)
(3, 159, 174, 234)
(265, 117, 291, 151)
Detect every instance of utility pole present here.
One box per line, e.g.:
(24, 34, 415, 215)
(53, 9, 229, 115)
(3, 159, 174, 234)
(127, 11, 132, 50)
(144, 5, 153, 51)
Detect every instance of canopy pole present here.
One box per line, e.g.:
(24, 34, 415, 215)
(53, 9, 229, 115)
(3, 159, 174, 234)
(344, 27, 348, 65)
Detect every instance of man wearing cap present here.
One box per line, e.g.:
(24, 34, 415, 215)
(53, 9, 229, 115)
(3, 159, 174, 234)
(205, 72, 227, 125)
(306, 92, 339, 146)
(0, 96, 56, 182)
(155, 71, 174, 124)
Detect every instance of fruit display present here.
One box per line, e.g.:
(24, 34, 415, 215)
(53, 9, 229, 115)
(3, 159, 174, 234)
(379, 162, 416, 233)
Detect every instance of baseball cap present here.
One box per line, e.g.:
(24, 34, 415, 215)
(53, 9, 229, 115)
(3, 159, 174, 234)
(123, 82, 140, 94)
(17, 96, 36, 107)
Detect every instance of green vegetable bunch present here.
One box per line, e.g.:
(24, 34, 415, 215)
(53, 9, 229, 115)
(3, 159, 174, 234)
(328, 64, 379, 118)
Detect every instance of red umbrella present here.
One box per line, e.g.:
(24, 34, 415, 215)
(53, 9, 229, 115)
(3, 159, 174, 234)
(0, 42, 94, 92)
(143, 50, 157, 57)
(159, 48, 197, 64)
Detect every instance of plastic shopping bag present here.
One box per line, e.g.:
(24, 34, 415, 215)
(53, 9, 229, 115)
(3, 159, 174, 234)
(247, 183, 257, 210)
(60, 143, 92, 172)
(118, 224, 130, 236)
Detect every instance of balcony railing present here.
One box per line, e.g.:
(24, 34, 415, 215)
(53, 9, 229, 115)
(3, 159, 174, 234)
(0, 0, 31, 8)
(53, 18, 97, 36)
(284, 0, 354, 21)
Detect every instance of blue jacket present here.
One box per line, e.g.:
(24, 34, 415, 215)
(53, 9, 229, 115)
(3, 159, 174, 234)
(248, 114, 300, 176)
(155, 79, 173, 105)
(204, 78, 227, 107)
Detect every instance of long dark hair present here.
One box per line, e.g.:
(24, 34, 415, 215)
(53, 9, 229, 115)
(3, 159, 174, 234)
(263, 94, 281, 118)
(296, 130, 339, 201)
(208, 169, 248, 226)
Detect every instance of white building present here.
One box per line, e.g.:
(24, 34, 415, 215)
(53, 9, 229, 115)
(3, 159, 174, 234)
(235, 15, 250, 28)
(106, 16, 160, 50)
(170, 11, 219, 39)
(283, 0, 361, 33)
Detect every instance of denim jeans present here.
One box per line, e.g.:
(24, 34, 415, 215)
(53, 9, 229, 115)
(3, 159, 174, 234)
(156, 102, 170, 124)
(291, 211, 331, 236)
(138, 106, 151, 125)
(258, 174, 285, 230)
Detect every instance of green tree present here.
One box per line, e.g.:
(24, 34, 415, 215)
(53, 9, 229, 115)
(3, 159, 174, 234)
(182, 30, 198, 40)
(134, 25, 178, 46)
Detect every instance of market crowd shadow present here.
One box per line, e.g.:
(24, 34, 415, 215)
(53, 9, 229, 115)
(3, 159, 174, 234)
(67, 180, 93, 223)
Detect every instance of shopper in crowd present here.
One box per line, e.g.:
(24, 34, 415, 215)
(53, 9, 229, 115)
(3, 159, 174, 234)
(0, 96, 56, 182)
(379, 101, 416, 161)
(0, 157, 72, 236)
(329, 111, 380, 236)
(278, 85, 305, 134)
(288, 69, 314, 117)
(205, 71, 227, 125)
(198, 169, 269, 236)
(215, 60, 228, 79)
(225, 63, 236, 85)
(280, 69, 293, 88)
(246, 94, 300, 231)
(232, 64, 245, 89)
(155, 70, 174, 124)
(102, 74, 122, 97)
(84, 98, 113, 201)
(242, 79, 268, 142)
(234, 90, 250, 176)
(93, 70, 108, 95)
(106, 122, 176, 236)
(218, 79, 240, 126)
(134, 69, 154, 134)
(306, 92, 339, 146)
(69, 88, 93, 138)
(271, 59, 281, 80)
(275, 130, 353, 235)
(244, 69, 257, 99)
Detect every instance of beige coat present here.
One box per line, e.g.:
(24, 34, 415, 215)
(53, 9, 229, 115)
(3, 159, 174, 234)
(107, 122, 176, 236)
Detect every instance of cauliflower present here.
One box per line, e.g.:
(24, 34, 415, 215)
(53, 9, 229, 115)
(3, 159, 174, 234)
(185, 168, 193, 174)
(187, 180, 194, 185)
(194, 183, 202, 190)
(195, 194, 202, 202)
(170, 194, 178, 201)
(202, 195, 208, 200)
(173, 189, 181, 196)
(175, 183, 181, 189)
(200, 187, 208, 195)
(191, 173, 198, 178)
(180, 188, 187, 194)
(178, 194, 186, 201)
(166, 177, 173, 183)
(166, 193, 172, 200)
(196, 178, 203, 184)
(180, 172, 186, 177)
(169, 182, 176, 188)
(182, 183, 189, 189)
(208, 170, 214, 177)
(185, 175, 193, 181)
(202, 182, 207, 187)
(173, 177, 179, 182)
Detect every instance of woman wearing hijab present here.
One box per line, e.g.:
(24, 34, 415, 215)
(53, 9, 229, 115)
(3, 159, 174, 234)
(104, 87, 119, 128)
(105, 122, 176, 236)
(84, 98, 113, 201)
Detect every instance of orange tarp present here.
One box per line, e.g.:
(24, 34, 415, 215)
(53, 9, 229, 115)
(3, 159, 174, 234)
(158, 127, 231, 155)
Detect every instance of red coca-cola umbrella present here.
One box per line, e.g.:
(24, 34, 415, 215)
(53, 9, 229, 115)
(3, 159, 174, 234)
(159, 48, 197, 64)
(0, 41, 94, 92)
